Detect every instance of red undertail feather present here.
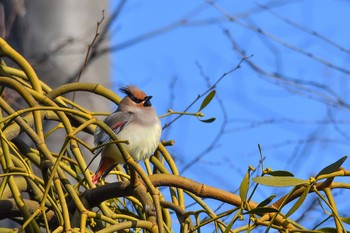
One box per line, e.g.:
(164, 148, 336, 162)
(92, 158, 115, 184)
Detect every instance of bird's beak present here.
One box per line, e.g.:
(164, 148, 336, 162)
(143, 96, 153, 107)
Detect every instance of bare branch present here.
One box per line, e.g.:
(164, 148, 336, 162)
(163, 56, 251, 130)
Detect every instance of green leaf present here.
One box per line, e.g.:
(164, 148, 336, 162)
(253, 176, 308, 187)
(315, 156, 347, 179)
(317, 227, 350, 233)
(257, 194, 276, 208)
(245, 207, 279, 215)
(265, 170, 294, 177)
(316, 228, 337, 233)
(240, 171, 250, 202)
(340, 217, 350, 225)
(223, 216, 236, 233)
(199, 117, 216, 123)
(198, 90, 216, 111)
(223, 211, 241, 233)
(284, 184, 311, 218)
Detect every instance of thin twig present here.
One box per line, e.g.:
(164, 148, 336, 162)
(76, 11, 105, 84)
(223, 28, 350, 110)
(257, 3, 350, 54)
(72, 11, 105, 103)
(179, 62, 229, 174)
(163, 56, 251, 130)
(208, 0, 350, 76)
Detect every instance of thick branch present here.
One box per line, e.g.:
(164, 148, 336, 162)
(77, 180, 133, 210)
(0, 198, 55, 221)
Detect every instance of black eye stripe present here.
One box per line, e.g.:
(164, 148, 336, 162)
(129, 94, 145, 103)
(119, 87, 148, 104)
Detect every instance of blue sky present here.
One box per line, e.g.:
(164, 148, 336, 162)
(108, 0, 350, 230)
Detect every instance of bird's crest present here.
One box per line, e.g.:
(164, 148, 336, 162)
(120, 85, 148, 103)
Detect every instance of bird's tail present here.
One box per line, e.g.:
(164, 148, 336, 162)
(92, 157, 117, 184)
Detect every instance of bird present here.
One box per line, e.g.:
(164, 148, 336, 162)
(86, 85, 162, 184)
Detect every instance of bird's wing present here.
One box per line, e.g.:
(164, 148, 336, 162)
(94, 111, 132, 146)
(85, 111, 131, 172)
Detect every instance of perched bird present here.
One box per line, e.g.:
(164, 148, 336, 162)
(87, 85, 162, 184)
